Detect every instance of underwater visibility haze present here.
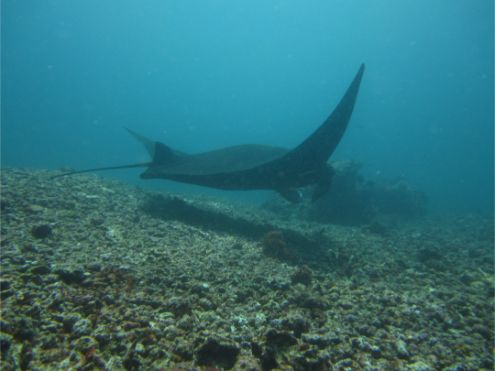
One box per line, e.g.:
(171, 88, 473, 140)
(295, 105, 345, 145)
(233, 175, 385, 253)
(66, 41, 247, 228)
(1, 0, 494, 214)
(1, 1, 494, 370)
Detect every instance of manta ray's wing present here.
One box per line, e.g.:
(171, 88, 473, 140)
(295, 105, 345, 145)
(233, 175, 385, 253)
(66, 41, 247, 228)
(271, 63, 365, 172)
(142, 144, 289, 176)
(140, 64, 365, 202)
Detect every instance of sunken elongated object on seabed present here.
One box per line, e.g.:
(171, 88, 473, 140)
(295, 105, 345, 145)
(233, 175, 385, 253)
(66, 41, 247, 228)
(53, 64, 365, 202)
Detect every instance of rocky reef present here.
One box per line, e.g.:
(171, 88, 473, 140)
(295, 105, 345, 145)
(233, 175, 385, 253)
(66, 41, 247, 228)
(0, 168, 493, 370)
(265, 160, 428, 227)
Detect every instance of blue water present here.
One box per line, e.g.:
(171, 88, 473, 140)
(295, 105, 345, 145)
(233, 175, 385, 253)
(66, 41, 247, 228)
(2, 0, 493, 215)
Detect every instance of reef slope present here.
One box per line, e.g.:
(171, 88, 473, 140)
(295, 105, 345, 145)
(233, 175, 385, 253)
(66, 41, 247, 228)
(0, 169, 493, 370)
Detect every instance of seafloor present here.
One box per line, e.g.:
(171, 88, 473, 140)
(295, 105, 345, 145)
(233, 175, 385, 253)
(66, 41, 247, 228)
(0, 168, 493, 370)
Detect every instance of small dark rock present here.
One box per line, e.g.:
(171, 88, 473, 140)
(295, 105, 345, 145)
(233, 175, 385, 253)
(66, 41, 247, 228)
(16, 291, 34, 306)
(40, 334, 58, 350)
(335, 358, 353, 368)
(128, 297, 160, 308)
(31, 224, 52, 239)
(282, 316, 310, 338)
(0, 320, 13, 334)
(251, 341, 263, 358)
(467, 248, 483, 258)
(21, 244, 39, 254)
(48, 294, 64, 311)
(191, 282, 210, 295)
(72, 318, 92, 337)
(291, 265, 313, 286)
(261, 230, 296, 262)
(0, 279, 11, 291)
(0, 332, 12, 354)
(302, 333, 341, 348)
(357, 325, 374, 336)
(30, 264, 51, 275)
(371, 345, 381, 358)
(167, 297, 192, 317)
(62, 315, 79, 333)
(417, 247, 443, 263)
(267, 279, 290, 291)
(395, 339, 409, 359)
(95, 332, 111, 347)
(480, 357, 494, 369)
(86, 263, 102, 272)
(0, 289, 14, 300)
(20, 344, 33, 370)
(363, 221, 388, 235)
(196, 338, 240, 369)
(56, 269, 87, 285)
(90, 218, 105, 227)
(487, 285, 495, 298)
(123, 353, 141, 370)
(293, 354, 330, 370)
(265, 329, 297, 349)
(340, 301, 353, 310)
(300, 295, 327, 310)
(173, 341, 193, 361)
(472, 324, 492, 341)
(102, 295, 116, 306)
(260, 349, 278, 370)
(232, 242, 243, 250)
(14, 318, 36, 342)
(235, 289, 253, 303)
(11, 256, 26, 265)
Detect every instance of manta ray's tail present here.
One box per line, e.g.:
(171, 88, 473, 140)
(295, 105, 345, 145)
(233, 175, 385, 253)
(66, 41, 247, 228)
(51, 129, 179, 179)
(50, 162, 150, 179)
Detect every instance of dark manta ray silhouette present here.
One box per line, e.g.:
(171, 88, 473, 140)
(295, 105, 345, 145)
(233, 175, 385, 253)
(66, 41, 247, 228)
(54, 64, 365, 203)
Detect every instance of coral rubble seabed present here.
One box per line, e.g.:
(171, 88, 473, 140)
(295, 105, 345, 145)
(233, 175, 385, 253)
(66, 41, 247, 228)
(0, 168, 493, 370)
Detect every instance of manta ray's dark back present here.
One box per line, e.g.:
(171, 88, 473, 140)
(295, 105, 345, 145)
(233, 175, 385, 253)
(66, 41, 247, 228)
(142, 64, 365, 198)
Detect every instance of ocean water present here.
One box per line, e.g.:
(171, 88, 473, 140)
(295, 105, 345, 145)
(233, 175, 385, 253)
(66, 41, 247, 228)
(2, 0, 493, 215)
(1, 3, 494, 369)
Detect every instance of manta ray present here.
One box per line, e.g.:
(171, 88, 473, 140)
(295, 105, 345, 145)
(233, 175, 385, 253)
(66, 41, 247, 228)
(54, 64, 365, 202)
